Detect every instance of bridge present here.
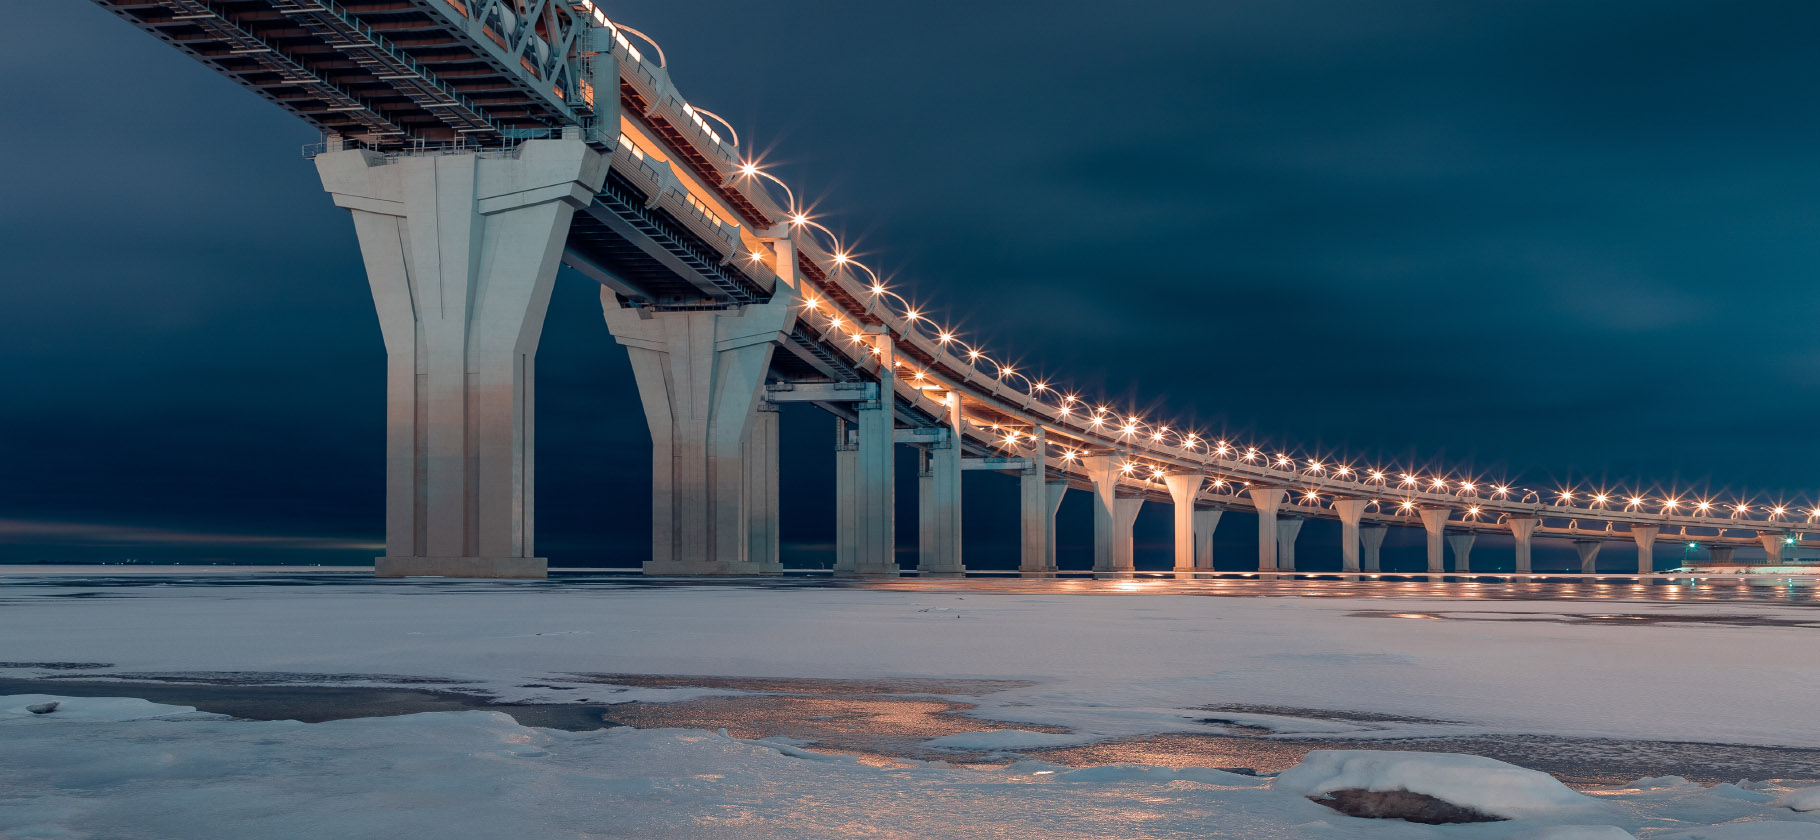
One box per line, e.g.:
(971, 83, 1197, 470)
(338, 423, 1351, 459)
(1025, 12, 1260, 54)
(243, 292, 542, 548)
(92, 0, 1812, 579)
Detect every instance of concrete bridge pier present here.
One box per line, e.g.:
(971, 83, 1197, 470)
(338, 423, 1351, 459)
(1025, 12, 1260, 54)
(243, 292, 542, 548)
(1447, 533, 1475, 573)
(1249, 487, 1285, 572)
(1361, 525, 1388, 572)
(834, 330, 899, 575)
(1632, 525, 1659, 575)
(1418, 507, 1450, 573)
(747, 402, 782, 572)
(1331, 499, 1368, 572)
(915, 396, 964, 576)
(1276, 516, 1304, 571)
(1193, 509, 1222, 571)
(1759, 532, 1787, 565)
(1507, 517, 1539, 573)
(1163, 474, 1200, 573)
(1708, 545, 1735, 565)
(1082, 455, 1140, 574)
(317, 139, 608, 579)
(1575, 540, 1602, 574)
(603, 291, 798, 576)
(1018, 427, 1065, 574)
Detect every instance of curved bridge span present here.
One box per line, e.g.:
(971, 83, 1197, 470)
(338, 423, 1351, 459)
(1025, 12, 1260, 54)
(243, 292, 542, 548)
(94, 0, 1812, 577)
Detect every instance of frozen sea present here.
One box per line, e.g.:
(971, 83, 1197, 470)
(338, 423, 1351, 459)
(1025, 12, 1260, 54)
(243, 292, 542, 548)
(4, 568, 1820, 838)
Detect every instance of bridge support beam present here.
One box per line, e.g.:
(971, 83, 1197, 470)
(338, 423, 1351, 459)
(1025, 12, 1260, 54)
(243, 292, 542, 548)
(1507, 517, 1539, 573)
(603, 292, 798, 575)
(1082, 455, 1137, 573)
(1632, 525, 1659, 575)
(1418, 508, 1450, 573)
(1332, 499, 1368, 572)
(1708, 545, 1734, 565)
(1163, 473, 1201, 573)
(1250, 487, 1285, 572)
(1759, 532, 1787, 565)
(916, 397, 963, 576)
(1193, 509, 1222, 571)
(317, 140, 607, 578)
(1361, 525, 1388, 572)
(1575, 540, 1602, 574)
(1447, 533, 1476, 573)
(1276, 516, 1304, 571)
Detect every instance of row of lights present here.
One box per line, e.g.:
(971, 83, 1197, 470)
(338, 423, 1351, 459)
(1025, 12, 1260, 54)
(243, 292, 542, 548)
(625, 21, 1806, 528)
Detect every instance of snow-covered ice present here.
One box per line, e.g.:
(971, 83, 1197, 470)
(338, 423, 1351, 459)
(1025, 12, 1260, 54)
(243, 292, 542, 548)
(3, 695, 1820, 839)
(1274, 750, 1607, 820)
(1, 579, 1817, 749)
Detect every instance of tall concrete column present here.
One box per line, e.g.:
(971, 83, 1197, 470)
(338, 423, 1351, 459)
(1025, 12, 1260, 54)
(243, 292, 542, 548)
(1082, 455, 1122, 572)
(1360, 526, 1388, 572)
(1632, 525, 1659, 575)
(917, 395, 963, 576)
(1163, 473, 1202, 573)
(1418, 508, 1450, 573)
(1447, 533, 1476, 573)
(1759, 532, 1787, 565)
(1575, 540, 1602, 574)
(746, 401, 781, 573)
(1111, 497, 1145, 573)
(1507, 517, 1539, 573)
(603, 292, 798, 576)
(1276, 516, 1304, 571)
(1193, 509, 1222, 570)
(1249, 487, 1285, 572)
(1709, 545, 1735, 565)
(834, 420, 858, 570)
(1018, 426, 1062, 573)
(1332, 499, 1368, 572)
(318, 140, 608, 578)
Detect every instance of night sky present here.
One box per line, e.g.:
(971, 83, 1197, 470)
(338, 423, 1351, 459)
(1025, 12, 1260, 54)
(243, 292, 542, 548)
(3, 1, 1816, 569)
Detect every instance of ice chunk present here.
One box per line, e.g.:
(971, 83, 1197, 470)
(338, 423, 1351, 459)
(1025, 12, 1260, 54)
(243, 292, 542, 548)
(0, 694, 216, 722)
(1274, 749, 1602, 820)
(1776, 787, 1820, 812)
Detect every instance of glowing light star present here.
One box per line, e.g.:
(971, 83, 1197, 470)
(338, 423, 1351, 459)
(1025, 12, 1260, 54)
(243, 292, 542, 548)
(738, 162, 758, 177)
(1243, 449, 1260, 461)
(938, 332, 954, 343)
(1494, 485, 1510, 496)
(829, 316, 844, 328)
(1275, 454, 1292, 466)
(1150, 431, 1164, 441)
(1558, 490, 1574, 502)
(1211, 479, 1228, 488)
(1459, 482, 1474, 492)
(967, 350, 982, 361)
(1773, 506, 1788, 516)
(1151, 467, 1166, 478)
(1063, 450, 1079, 462)
(1592, 494, 1609, 505)
(1430, 477, 1447, 488)
(1628, 497, 1645, 508)
(1090, 416, 1105, 427)
(1335, 466, 1352, 476)
(904, 310, 919, 321)
(1467, 506, 1481, 516)
(790, 213, 808, 227)
(1307, 460, 1324, 472)
(834, 253, 849, 265)
(1399, 500, 1415, 510)
(1304, 490, 1319, 500)
(1369, 470, 1386, 481)
(870, 284, 887, 296)
(1034, 381, 1048, 391)
(1696, 501, 1713, 512)
(1662, 498, 1680, 510)
(1120, 462, 1137, 475)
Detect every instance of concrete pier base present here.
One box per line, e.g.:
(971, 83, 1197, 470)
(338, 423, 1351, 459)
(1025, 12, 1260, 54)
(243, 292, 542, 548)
(318, 139, 607, 579)
(835, 329, 898, 576)
(1163, 473, 1201, 573)
(1759, 532, 1787, 565)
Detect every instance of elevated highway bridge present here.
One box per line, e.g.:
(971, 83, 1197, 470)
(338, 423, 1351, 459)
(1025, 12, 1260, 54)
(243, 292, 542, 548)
(91, 0, 1815, 578)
